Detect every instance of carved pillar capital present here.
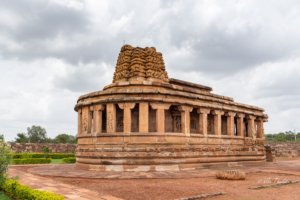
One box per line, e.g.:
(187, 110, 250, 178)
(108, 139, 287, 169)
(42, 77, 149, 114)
(178, 105, 193, 112)
(212, 110, 225, 115)
(118, 102, 136, 110)
(236, 113, 245, 118)
(226, 111, 236, 117)
(256, 117, 264, 122)
(197, 108, 210, 114)
(247, 115, 256, 120)
(93, 104, 104, 111)
(150, 103, 171, 110)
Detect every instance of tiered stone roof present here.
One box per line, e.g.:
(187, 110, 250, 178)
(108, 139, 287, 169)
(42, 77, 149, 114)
(113, 45, 169, 83)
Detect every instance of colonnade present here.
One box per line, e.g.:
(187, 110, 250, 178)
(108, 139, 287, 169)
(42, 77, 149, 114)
(78, 102, 265, 138)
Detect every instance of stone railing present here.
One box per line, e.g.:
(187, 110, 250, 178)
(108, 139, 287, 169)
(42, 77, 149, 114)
(267, 142, 300, 157)
(9, 143, 76, 153)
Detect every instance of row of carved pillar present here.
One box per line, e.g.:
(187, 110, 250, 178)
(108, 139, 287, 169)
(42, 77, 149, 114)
(77, 102, 265, 138)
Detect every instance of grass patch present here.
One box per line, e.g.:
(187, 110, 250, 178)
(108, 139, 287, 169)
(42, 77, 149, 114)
(51, 159, 64, 164)
(0, 191, 11, 200)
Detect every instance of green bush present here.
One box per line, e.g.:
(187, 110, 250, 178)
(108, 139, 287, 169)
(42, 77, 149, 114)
(62, 157, 76, 164)
(12, 158, 51, 165)
(2, 179, 64, 200)
(11, 153, 75, 159)
(0, 191, 10, 200)
(42, 146, 50, 153)
(0, 140, 11, 185)
(48, 153, 75, 159)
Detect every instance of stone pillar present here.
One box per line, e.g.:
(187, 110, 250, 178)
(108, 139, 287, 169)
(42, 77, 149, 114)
(197, 108, 210, 136)
(247, 115, 256, 138)
(118, 103, 136, 134)
(77, 109, 82, 135)
(212, 110, 224, 136)
(226, 112, 236, 137)
(93, 105, 104, 135)
(257, 118, 264, 138)
(139, 103, 149, 133)
(106, 103, 116, 133)
(236, 113, 245, 137)
(179, 106, 193, 136)
(150, 103, 171, 133)
(81, 106, 90, 134)
(88, 107, 93, 134)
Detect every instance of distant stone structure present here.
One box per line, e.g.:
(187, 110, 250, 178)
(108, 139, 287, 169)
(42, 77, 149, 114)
(75, 45, 268, 171)
(9, 143, 76, 153)
(267, 142, 300, 157)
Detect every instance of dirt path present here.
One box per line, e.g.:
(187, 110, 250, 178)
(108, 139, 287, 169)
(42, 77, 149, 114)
(8, 168, 122, 200)
(8, 158, 300, 200)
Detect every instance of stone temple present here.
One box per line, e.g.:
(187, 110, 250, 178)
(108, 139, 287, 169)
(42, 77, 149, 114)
(74, 45, 268, 172)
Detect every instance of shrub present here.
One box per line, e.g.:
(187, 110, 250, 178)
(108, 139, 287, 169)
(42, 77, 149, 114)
(42, 146, 50, 154)
(31, 154, 48, 158)
(0, 140, 11, 185)
(2, 179, 64, 200)
(48, 153, 75, 159)
(62, 157, 76, 164)
(0, 191, 10, 200)
(11, 153, 75, 159)
(12, 158, 51, 165)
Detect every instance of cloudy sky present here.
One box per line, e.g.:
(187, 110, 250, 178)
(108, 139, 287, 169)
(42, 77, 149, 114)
(1, 0, 300, 141)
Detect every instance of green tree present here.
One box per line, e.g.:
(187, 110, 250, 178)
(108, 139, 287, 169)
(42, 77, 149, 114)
(53, 134, 76, 144)
(15, 133, 29, 143)
(27, 126, 48, 143)
(0, 139, 11, 185)
(14, 126, 48, 143)
(285, 131, 295, 141)
(274, 132, 287, 142)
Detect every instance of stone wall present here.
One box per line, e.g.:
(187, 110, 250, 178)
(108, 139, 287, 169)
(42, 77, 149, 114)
(9, 143, 76, 153)
(267, 142, 300, 157)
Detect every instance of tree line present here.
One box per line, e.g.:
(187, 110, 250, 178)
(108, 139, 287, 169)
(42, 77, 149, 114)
(266, 131, 300, 142)
(12, 125, 76, 144)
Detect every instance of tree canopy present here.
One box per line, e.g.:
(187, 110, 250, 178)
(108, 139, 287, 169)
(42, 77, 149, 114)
(14, 126, 76, 144)
(266, 131, 300, 142)
(53, 134, 76, 144)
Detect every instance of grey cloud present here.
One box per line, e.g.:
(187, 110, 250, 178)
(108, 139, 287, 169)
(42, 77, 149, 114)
(166, 23, 298, 75)
(1, 0, 89, 40)
(53, 63, 114, 93)
(5, 38, 122, 65)
(256, 77, 300, 99)
(0, 0, 90, 61)
(2, 0, 299, 76)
